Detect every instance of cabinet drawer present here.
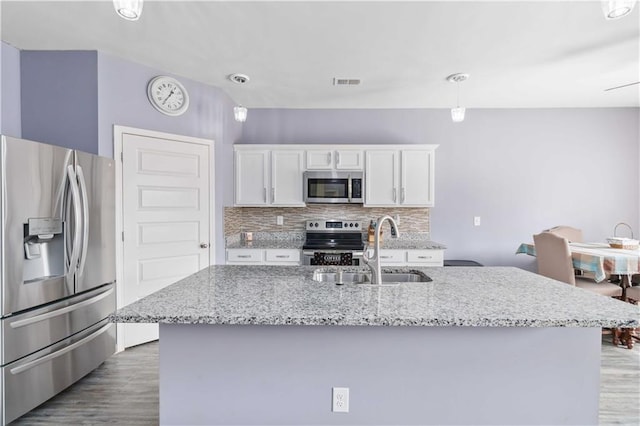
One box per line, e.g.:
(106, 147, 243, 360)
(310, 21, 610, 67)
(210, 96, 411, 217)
(378, 250, 405, 264)
(265, 249, 300, 263)
(407, 250, 444, 265)
(227, 249, 263, 263)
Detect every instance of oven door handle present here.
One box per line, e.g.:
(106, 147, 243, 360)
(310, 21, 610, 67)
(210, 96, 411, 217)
(347, 174, 352, 202)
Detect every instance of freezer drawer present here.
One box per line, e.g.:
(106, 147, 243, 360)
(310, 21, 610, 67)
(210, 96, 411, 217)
(1, 319, 115, 425)
(1, 283, 115, 365)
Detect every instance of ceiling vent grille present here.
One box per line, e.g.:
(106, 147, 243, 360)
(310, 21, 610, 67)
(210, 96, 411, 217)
(333, 78, 361, 86)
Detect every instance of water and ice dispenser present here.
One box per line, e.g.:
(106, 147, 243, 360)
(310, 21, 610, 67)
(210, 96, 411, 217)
(23, 217, 64, 282)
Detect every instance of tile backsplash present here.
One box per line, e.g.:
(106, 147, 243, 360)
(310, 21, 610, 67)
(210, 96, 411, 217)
(224, 206, 430, 236)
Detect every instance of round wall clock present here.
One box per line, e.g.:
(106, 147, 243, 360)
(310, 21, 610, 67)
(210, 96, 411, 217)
(146, 76, 190, 116)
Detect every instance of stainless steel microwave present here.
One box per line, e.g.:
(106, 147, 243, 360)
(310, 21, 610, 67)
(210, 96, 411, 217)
(303, 171, 364, 204)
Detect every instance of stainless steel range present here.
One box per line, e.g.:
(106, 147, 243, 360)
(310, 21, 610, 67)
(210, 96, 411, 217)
(302, 219, 365, 266)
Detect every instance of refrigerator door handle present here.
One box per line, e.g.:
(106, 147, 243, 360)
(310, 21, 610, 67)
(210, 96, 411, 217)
(66, 165, 82, 281)
(76, 165, 89, 276)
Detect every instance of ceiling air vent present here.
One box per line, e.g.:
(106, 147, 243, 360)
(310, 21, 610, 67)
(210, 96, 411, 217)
(333, 78, 361, 86)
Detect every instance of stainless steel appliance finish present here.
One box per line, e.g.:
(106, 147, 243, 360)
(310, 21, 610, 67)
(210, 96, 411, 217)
(303, 171, 364, 204)
(302, 219, 365, 266)
(0, 135, 116, 425)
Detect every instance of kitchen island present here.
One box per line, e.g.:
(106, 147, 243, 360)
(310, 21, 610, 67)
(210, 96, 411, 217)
(111, 265, 639, 425)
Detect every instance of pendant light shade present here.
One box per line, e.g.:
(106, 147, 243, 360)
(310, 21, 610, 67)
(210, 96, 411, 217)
(113, 0, 143, 21)
(234, 106, 248, 122)
(451, 107, 466, 123)
(601, 0, 636, 19)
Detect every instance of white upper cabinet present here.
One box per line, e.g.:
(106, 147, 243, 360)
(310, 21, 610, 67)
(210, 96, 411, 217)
(235, 147, 305, 207)
(365, 147, 435, 207)
(365, 150, 399, 205)
(401, 149, 434, 206)
(306, 149, 363, 170)
(271, 150, 305, 206)
(235, 150, 269, 206)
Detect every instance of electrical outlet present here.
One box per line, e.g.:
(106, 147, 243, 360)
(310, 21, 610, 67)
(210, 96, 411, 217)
(474, 216, 481, 226)
(276, 215, 284, 225)
(332, 387, 349, 413)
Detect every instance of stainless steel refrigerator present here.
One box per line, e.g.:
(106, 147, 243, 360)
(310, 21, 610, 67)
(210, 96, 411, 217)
(0, 135, 116, 425)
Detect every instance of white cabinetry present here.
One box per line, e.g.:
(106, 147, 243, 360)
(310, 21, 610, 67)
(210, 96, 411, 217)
(226, 249, 301, 265)
(365, 249, 444, 267)
(234, 148, 305, 207)
(306, 149, 363, 170)
(364, 148, 435, 207)
(234, 150, 269, 206)
(234, 144, 436, 207)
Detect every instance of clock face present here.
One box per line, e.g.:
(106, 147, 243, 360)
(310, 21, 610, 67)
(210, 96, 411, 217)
(147, 76, 190, 116)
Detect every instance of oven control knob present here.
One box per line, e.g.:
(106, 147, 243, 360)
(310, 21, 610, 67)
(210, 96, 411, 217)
(314, 222, 319, 228)
(344, 222, 347, 227)
(355, 223, 359, 228)
(349, 223, 354, 227)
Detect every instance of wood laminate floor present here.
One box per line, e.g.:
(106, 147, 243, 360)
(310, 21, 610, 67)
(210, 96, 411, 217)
(10, 336, 640, 425)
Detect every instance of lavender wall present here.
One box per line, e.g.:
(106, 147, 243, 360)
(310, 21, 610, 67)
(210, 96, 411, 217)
(241, 108, 640, 269)
(97, 52, 242, 264)
(20, 51, 98, 153)
(1, 41, 21, 137)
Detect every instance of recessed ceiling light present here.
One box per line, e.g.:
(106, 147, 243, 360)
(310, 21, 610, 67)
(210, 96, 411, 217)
(228, 73, 250, 84)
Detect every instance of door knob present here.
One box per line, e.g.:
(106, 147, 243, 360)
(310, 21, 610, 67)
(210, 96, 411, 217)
(200, 243, 209, 249)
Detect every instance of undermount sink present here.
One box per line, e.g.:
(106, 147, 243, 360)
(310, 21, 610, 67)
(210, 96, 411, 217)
(312, 270, 431, 285)
(312, 271, 370, 284)
(380, 273, 431, 283)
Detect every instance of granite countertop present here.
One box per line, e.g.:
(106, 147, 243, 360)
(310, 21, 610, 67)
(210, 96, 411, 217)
(111, 265, 639, 328)
(371, 239, 447, 250)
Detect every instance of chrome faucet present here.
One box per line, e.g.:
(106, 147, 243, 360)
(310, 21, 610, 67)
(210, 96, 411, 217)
(362, 215, 400, 284)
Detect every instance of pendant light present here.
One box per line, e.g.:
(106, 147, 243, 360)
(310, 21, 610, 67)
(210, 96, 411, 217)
(447, 73, 469, 123)
(234, 106, 248, 122)
(601, 0, 636, 19)
(113, 0, 143, 21)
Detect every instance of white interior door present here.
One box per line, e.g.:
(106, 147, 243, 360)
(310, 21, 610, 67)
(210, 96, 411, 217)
(119, 130, 212, 348)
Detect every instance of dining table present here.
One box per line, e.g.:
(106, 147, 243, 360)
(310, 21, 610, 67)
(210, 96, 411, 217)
(516, 241, 640, 286)
(517, 241, 640, 348)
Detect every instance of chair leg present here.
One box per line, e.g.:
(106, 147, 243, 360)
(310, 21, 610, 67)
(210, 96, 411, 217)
(613, 328, 635, 349)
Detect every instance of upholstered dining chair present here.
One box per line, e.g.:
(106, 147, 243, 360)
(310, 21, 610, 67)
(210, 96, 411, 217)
(533, 232, 622, 297)
(627, 285, 640, 304)
(543, 225, 584, 243)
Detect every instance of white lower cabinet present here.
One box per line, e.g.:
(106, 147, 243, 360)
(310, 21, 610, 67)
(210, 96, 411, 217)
(264, 249, 301, 264)
(366, 249, 444, 267)
(226, 249, 301, 265)
(226, 249, 263, 265)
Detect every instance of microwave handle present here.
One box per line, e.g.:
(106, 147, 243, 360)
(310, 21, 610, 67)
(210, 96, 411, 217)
(347, 174, 352, 202)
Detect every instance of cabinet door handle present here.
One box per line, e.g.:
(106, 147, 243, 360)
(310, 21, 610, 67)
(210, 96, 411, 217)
(263, 188, 267, 202)
(393, 188, 397, 202)
(327, 152, 332, 164)
(336, 152, 340, 165)
(200, 243, 209, 249)
(271, 188, 275, 202)
(401, 188, 406, 203)
(417, 256, 431, 259)
(380, 255, 392, 259)
(275, 255, 290, 259)
(237, 255, 252, 259)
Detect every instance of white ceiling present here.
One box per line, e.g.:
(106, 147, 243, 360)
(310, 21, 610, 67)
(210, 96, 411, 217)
(1, 1, 639, 109)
